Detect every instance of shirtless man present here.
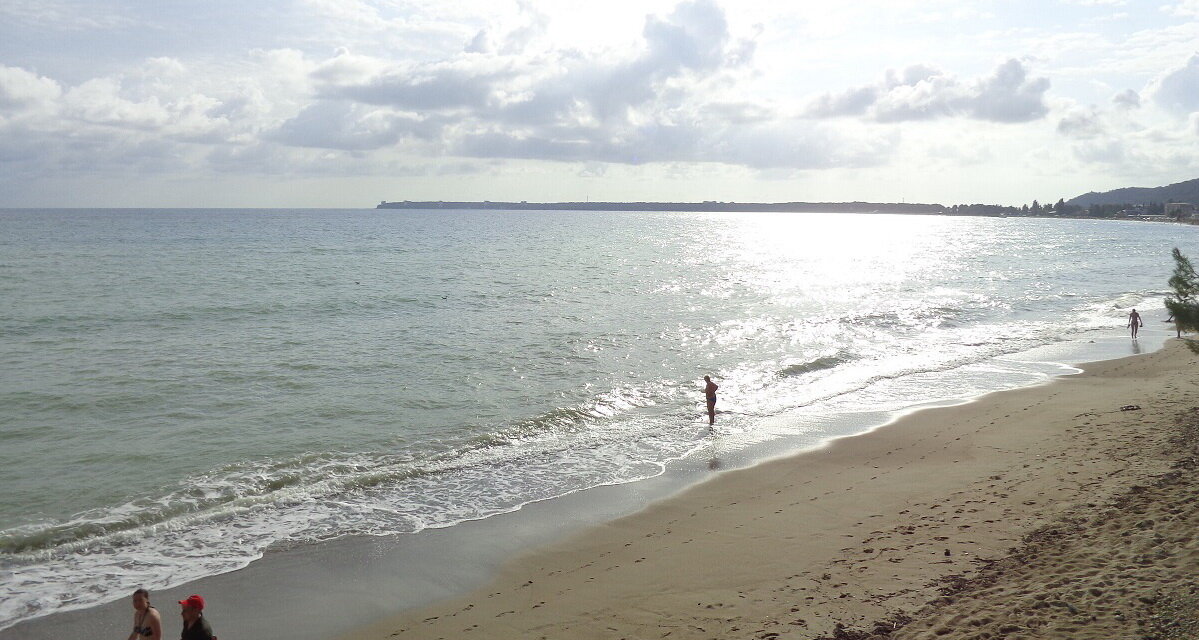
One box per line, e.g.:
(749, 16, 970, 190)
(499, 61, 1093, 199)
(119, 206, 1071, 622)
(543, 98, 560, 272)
(1128, 308, 1143, 339)
(703, 375, 719, 425)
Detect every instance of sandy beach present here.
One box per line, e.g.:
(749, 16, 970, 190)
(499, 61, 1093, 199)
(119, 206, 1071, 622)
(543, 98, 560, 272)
(346, 338, 1199, 640)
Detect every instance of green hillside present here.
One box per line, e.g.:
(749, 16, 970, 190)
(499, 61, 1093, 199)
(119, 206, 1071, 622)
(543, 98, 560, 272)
(1067, 177, 1199, 207)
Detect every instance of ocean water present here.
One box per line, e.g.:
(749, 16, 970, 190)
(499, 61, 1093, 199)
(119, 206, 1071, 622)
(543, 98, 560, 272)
(0, 208, 1193, 630)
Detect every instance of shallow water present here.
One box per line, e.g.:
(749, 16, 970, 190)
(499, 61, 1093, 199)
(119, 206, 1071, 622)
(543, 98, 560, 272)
(0, 208, 1192, 629)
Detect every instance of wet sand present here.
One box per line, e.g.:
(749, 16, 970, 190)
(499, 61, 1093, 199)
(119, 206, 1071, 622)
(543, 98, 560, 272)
(347, 339, 1199, 640)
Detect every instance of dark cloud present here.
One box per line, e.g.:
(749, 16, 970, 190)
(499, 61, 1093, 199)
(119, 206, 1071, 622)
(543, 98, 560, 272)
(456, 119, 891, 170)
(315, 0, 744, 127)
(290, 0, 863, 170)
(467, 0, 754, 135)
(281, 0, 896, 171)
(266, 100, 419, 151)
(0, 1, 894, 177)
(1057, 109, 1103, 138)
(0, 118, 194, 188)
(805, 86, 878, 117)
(321, 67, 500, 110)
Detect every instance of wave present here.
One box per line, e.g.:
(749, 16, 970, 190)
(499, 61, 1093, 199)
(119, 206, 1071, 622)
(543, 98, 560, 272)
(837, 303, 972, 330)
(5, 212, 1193, 632)
(778, 352, 854, 377)
(0, 452, 429, 558)
(0, 295, 435, 336)
(1106, 292, 1154, 309)
(0, 384, 700, 631)
(0, 384, 666, 561)
(497, 389, 658, 440)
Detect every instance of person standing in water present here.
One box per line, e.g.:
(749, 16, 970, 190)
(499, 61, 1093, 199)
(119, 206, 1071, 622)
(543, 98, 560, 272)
(1128, 308, 1143, 339)
(127, 588, 162, 640)
(703, 375, 719, 425)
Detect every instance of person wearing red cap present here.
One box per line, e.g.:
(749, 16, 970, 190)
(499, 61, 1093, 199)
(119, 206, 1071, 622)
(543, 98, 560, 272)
(178, 594, 214, 640)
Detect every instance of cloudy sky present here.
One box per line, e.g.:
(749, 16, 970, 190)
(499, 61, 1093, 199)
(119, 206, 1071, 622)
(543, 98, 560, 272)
(1, 0, 1197, 207)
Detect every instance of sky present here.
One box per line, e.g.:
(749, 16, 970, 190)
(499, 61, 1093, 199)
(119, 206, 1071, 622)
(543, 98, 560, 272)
(0, 0, 1197, 208)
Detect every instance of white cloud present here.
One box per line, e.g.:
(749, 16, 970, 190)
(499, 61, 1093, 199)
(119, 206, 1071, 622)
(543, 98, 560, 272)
(1151, 52, 1199, 113)
(280, 0, 867, 170)
(967, 59, 1051, 122)
(805, 86, 879, 118)
(299, 0, 388, 31)
(138, 57, 187, 80)
(1112, 88, 1140, 109)
(0, 65, 63, 111)
(1, 0, 1197, 206)
(1165, 0, 1199, 17)
(1073, 139, 1124, 164)
(0, 0, 139, 31)
(805, 59, 1049, 123)
(65, 78, 171, 129)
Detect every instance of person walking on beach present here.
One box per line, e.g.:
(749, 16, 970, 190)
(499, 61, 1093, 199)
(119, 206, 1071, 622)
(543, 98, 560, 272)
(1129, 308, 1143, 339)
(127, 588, 162, 640)
(704, 375, 719, 425)
(178, 594, 214, 640)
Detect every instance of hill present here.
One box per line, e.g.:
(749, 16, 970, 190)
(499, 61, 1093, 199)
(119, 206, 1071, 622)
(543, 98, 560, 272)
(1067, 177, 1199, 207)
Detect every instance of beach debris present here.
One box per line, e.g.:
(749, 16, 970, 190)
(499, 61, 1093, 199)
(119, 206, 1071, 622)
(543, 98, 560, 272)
(1121, 404, 1142, 411)
(813, 612, 914, 640)
(1148, 586, 1199, 640)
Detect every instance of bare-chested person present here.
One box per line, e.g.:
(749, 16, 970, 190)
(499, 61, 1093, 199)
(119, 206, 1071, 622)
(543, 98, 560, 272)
(703, 375, 719, 425)
(1128, 308, 1143, 339)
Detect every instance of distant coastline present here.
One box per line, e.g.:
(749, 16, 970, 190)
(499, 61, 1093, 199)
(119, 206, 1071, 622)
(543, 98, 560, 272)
(378, 176, 1198, 217)
(374, 199, 1199, 222)
(376, 200, 946, 213)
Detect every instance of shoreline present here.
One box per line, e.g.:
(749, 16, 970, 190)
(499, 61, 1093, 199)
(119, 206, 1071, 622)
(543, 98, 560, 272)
(345, 338, 1199, 640)
(0, 331, 1175, 639)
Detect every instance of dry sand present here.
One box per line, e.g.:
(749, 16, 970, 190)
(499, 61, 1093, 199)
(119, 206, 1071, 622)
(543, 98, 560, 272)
(346, 339, 1199, 640)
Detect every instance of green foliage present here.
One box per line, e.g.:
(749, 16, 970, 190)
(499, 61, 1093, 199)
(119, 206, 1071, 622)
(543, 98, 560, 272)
(1086, 203, 1122, 217)
(1165, 248, 1199, 341)
(948, 203, 1021, 216)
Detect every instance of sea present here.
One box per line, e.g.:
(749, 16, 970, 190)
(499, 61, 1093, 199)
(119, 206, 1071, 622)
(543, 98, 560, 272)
(0, 208, 1193, 632)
